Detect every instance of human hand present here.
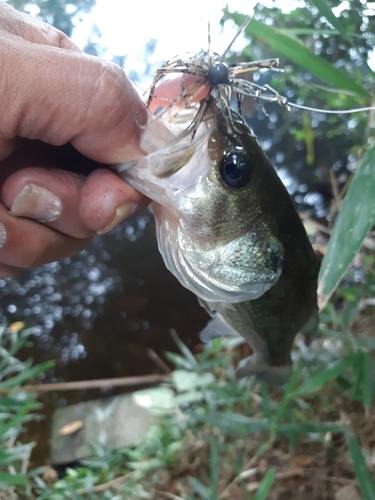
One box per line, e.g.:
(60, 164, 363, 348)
(0, 3, 149, 277)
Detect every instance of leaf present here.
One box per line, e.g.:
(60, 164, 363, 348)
(132, 387, 175, 415)
(0, 471, 27, 485)
(256, 467, 276, 500)
(169, 329, 197, 367)
(319, 144, 375, 305)
(226, 11, 370, 99)
(209, 439, 219, 500)
(0, 360, 54, 392)
(276, 421, 344, 435)
(289, 355, 357, 397)
(172, 370, 215, 392)
(344, 430, 375, 500)
(188, 476, 211, 499)
(361, 352, 373, 413)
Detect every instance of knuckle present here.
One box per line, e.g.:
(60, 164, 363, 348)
(96, 60, 129, 107)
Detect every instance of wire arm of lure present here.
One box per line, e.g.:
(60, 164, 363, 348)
(150, 80, 209, 122)
(220, 14, 252, 62)
(230, 80, 288, 108)
(228, 58, 280, 75)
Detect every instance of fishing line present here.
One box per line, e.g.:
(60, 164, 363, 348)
(285, 102, 375, 114)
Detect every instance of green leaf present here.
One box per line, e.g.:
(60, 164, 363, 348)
(361, 353, 373, 413)
(276, 421, 344, 435)
(132, 387, 175, 415)
(256, 467, 276, 500)
(344, 430, 375, 500)
(188, 476, 211, 499)
(172, 370, 214, 392)
(226, 11, 370, 99)
(319, 144, 375, 304)
(209, 439, 219, 500)
(169, 329, 197, 367)
(289, 355, 357, 397)
(0, 471, 27, 485)
(0, 360, 54, 392)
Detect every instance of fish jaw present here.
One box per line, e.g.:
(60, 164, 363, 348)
(153, 202, 281, 303)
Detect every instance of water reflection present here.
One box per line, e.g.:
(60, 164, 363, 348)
(2, 212, 206, 381)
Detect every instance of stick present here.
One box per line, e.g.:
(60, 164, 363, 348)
(2, 374, 169, 394)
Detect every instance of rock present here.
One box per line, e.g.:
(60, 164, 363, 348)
(335, 484, 361, 500)
(51, 393, 158, 465)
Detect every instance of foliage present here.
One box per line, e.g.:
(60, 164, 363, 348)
(20, 323, 375, 499)
(0, 323, 53, 498)
(319, 144, 375, 305)
(6, 0, 96, 37)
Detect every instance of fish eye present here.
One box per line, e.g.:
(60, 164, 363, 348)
(219, 148, 253, 189)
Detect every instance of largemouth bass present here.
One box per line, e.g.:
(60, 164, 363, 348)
(116, 87, 319, 385)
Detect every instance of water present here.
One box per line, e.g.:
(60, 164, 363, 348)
(10, 211, 208, 464)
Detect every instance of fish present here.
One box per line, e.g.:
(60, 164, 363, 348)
(115, 21, 319, 385)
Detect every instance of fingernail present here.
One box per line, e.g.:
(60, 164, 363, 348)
(10, 184, 62, 222)
(0, 222, 6, 248)
(97, 203, 137, 235)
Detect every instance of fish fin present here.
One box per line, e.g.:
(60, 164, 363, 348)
(236, 356, 291, 386)
(199, 314, 240, 342)
(300, 306, 319, 336)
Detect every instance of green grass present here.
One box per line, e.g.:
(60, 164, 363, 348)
(2, 307, 374, 499)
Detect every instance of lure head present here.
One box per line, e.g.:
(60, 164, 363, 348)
(118, 97, 285, 303)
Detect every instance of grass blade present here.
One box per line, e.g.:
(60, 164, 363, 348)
(255, 467, 276, 500)
(344, 429, 375, 500)
(188, 476, 211, 499)
(209, 439, 219, 500)
(0, 471, 27, 485)
(319, 144, 375, 306)
(169, 329, 197, 368)
(289, 354, 357, 397)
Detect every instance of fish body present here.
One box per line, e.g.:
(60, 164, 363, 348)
(117, 92, 318, 385)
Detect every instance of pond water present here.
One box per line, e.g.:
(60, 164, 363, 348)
(2, 0, 353, 465)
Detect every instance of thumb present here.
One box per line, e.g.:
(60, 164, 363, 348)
(0, 32, 147, 164)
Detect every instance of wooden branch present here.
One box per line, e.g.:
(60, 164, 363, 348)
(3, 374, 170, 393)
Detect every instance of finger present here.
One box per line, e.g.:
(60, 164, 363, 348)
(0, 34, 147, 164)
(0, 3, 81, 51)
(1, 167, 95, 239)
(0, 204, 91, 269)
(148, 74, 210, 113)
(79, 169, 150, 234)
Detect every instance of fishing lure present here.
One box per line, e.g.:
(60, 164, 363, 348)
(146, 14, 375, 140)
